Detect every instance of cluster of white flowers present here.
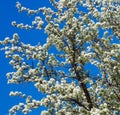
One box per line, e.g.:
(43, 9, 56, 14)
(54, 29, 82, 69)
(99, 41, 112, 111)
(32, 16, 44, 29)
(0, 0, 120, 115)
(9, 91, 26, 98)
(41, 110, 49, 115)
(9, 95, 41, 115)
(11, 21, 33, 30)
(16, 1, 38, 15)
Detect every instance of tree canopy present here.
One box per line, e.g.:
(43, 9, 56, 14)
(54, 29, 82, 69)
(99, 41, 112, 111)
(0, 0, 120, 115)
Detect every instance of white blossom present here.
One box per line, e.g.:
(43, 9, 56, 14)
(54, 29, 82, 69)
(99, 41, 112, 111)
(0, 0, 120, 115)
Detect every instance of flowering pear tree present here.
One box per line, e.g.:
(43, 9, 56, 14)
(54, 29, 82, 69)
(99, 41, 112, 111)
(0, 0, 120, 114)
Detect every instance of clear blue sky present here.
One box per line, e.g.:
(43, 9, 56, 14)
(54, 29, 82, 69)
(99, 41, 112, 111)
(0, 0, 51, 115)
(0, 0, 100, 115)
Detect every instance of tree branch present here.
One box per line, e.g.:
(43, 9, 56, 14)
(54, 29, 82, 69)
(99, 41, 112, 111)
(64, 98, 90, 111)
(70, 36, 93, 110)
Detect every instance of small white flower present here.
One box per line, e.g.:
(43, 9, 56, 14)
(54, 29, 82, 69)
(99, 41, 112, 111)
(41, 110, 49, 115)
(13, 33, 19, 40)
(16, 2, 21, 8)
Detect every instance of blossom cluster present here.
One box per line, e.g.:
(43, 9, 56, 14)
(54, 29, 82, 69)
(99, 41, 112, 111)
(0, 0, 120, 115)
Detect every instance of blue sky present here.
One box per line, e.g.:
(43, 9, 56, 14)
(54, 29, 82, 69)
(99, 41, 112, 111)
(0, 0, 51, 115)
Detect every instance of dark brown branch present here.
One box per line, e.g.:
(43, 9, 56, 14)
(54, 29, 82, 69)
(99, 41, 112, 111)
(56, 27, 93, 110)
(70, 36, 93, 110)
(64, 98, 90, 111)
(74, 70, 93, 110)
(80, 82, 93, 109)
